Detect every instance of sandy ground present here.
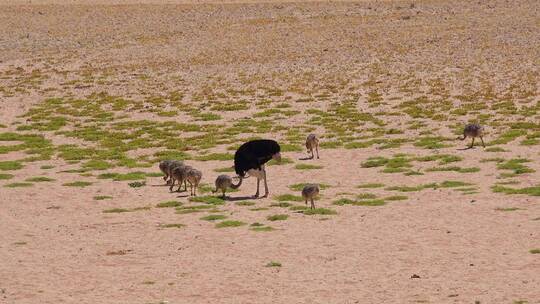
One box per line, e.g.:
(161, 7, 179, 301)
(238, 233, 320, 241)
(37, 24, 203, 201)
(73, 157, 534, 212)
(1, 1, 539, 303)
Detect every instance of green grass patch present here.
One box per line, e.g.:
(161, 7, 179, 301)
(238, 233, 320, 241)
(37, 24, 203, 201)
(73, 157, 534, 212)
(175, 205, 213, 214)
(274, 194, 304, 202)
(414, 136, 449, 149)
(439, 180, 473, 188)
(385, 183, 438, 192)
(280, 144, 302, 152)
(103, 206, 151, 213)
(530, 249, 540, 254)
(497, 159, 535, 175)
(195, 153, 234, 161)
(384, 195, 408, 201)
(357, 183, 385, 188)
(251, 226, 274, 232)
(491, 185, 540, 196)
(200, 214, 227, 221)
(189, 195, 225, 205)
(94, 195, 113, 200)
(4, 182, 33, 188)
(0, 173, 14, 180)
(63, 181, 92, 187)
(485, 147, 507, 152)
(495, 207, 520, 212)
(357, 193, 377, 199)
(270, 202, 293, 208)
(215, 220, 246, 228)
(0, 161, 23, 171)
(102, 208, 130, 213)
(156, 201, 182, 208)
(25, 176, 55, 182)
(160, 223, 185, 229)
(265, 261, 282, 267)
(267, 214, 289, 221)
(113, 172, 148, 181)
(426, 166, 480, 173)
(82, 160, 114, 170)
(302, 208, 337, 215)
(236, 201, 255, 206)
(290, 205, 309, 211)
(214, 166, 235, 173)
(288, 183, 330, 191)
(294, 164, 323, 170)
(333, 198, 385, 206)
(266, 156, 294, 166)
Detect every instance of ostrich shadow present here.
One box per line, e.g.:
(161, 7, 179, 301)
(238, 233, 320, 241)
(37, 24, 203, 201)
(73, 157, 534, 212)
(298, 156, 315, 161)
(224, 195, 262, 202)
(151, 183, 171, 187)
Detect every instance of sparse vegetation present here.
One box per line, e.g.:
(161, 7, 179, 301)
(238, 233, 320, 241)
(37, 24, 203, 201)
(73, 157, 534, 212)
(215, 220, 246, 228)
(63, 181, 92, 187)
(156, 201, 182, 208)
(267, 214, 289, 221)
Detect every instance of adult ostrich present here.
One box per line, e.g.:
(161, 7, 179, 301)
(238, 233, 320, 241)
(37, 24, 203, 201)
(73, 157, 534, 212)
(233, 139, 281, 198)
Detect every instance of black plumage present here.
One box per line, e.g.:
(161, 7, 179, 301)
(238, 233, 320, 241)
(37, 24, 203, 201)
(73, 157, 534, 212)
(233, 139, 281, 198)
(234, 139, 281, 178)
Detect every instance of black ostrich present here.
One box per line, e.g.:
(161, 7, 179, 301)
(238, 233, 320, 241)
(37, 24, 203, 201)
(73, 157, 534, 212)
(233, 139, 281, 198)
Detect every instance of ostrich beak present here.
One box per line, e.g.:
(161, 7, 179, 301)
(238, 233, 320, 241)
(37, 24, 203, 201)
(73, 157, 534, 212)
(272, 152, 282, 163)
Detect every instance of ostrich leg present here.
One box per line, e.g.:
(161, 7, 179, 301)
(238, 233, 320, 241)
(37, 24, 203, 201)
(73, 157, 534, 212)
(254, 177, 260, 198)
(262, 167, 269, 198)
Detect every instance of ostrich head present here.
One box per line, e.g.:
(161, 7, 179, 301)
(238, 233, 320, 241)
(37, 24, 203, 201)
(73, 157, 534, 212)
(234, 139, 281, 178)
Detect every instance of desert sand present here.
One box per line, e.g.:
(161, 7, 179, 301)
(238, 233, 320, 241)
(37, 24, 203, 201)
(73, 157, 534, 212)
(0, 0, 539, 303)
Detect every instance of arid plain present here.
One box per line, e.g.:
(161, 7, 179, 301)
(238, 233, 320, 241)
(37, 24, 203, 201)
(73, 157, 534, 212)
(1, 1, 539, 303)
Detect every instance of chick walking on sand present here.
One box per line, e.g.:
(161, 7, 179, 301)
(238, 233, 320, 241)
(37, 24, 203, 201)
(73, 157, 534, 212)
(305, 134, 320, 159)
(169, 164, 192, 192)
(185, 168, 202, 196)
(458, 123, 485, 149)
(301, 184, 320, 209)
(159, 159, 184, 184)
(212, 174, 242, 198)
